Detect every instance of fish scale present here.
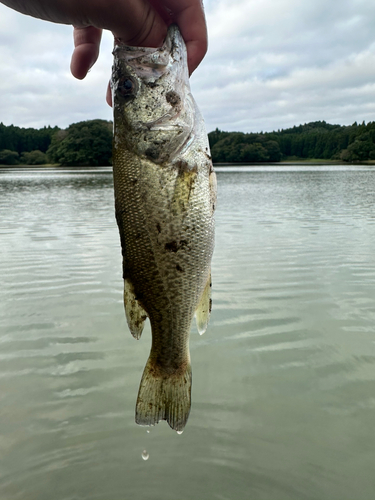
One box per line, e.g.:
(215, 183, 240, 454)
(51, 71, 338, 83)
(111, 24, 216, 431)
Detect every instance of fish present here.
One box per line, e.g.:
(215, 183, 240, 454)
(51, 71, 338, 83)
(111, 24, 216, 431)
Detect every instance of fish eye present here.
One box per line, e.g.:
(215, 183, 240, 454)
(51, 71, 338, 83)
(118, 77, 136, 97)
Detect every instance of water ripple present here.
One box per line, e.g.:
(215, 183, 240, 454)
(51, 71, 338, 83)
(1, 167, 375, 500)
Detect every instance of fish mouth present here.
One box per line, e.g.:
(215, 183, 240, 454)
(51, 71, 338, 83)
(112, 24, 186, 79)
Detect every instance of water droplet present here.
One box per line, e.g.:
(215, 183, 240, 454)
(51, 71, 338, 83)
(142, 449, 149, 461)
(146, 430, 150, 434)
(177, 430, 183, 435)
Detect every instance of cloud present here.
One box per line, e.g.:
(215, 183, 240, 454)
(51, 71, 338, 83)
(192, 0, 375, 131)
(2, 1, 375, 132)
(0, 5, 112, 128)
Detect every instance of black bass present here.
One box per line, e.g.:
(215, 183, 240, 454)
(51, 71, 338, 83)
(111, 24, 216, 431)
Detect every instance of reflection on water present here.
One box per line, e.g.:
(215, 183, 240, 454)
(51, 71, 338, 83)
(1, 165, 375, 499)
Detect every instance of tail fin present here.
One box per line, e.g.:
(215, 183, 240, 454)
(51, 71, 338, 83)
(135, 358, 192, 432)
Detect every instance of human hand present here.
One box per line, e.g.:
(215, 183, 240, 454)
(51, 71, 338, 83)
(0, 0, 207, 105)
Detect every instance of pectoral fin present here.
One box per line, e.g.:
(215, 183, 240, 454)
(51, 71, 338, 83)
(195, 272, 212, 335)
(124, 279, 147, 339)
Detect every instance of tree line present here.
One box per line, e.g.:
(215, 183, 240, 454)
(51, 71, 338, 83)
(0, 120, 112, 166)
(1, 119, 375, 165)
(208, 121, 375, 163)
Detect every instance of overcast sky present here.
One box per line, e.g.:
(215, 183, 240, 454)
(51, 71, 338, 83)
(1, 0, 375, 133)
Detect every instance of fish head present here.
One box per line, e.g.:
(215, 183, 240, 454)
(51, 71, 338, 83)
(111, 24, 195, 164)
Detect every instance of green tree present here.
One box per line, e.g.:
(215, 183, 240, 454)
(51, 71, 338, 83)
(20, 150, 48, 165)
(47, 120, 113, 166)
(240, 143, 268, 162)
(0, 149, 19, 165)
(343, 134, 375, 162)
(264, 140, 281, 162)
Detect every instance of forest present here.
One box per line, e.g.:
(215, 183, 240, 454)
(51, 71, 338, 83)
(208, 121, 375, 163)
(0, 120, 112, 166)
(1, 119, 375, 165)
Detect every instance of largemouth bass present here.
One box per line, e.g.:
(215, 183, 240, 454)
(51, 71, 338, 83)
(111, 24, 216, 431)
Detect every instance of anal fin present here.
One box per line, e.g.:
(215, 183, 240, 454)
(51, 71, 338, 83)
(124, 278, 147, 339)
(195, 271, 212, 335)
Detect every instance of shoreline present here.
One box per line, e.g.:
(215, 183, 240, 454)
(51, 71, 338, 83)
(2, 159, 375, 169)
(213, 160, 375, 167)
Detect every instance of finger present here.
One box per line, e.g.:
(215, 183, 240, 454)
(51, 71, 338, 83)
(70, 26, 102, 79)
(106, 81, 112, 107)
(161, 0, 207, 74)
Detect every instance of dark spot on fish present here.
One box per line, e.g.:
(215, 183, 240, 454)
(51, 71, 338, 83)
(133, 314, 147, 330)
(146, 81, 158, 88)
(209, 298, 212, 313)
(165, 241, 178, 252)
(132, 178, 138, 185)
(135, 233, 141, 240)
(166, 90, 181, 106)
(165, 240, 188, 252)
(134, 291, 144, 302)
(174, 160, 198, 176)
(156, 223, 161, 233)
(175, 159, 189, 173)
(176, 264, 184, 272)
(145, 146, 159, 161)
(145, 143, 170, 164)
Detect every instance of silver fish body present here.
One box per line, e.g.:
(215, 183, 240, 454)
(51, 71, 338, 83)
(111, 24, 216, 431)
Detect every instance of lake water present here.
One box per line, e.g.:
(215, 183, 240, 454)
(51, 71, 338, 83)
(1, 165, 375, 499)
